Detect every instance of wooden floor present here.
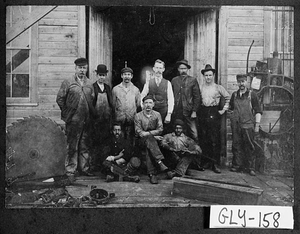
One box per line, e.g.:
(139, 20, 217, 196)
(65, 168, 294, 208)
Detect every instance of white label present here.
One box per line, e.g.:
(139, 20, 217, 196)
(210, 205, 293, 229)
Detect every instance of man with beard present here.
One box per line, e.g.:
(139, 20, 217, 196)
(141, 59, 174, 128)
(161, 119, 202, 179)
(101, 122, 140, 183)
(56, 58, 95, 181)
(112, 67, 141, 144)
(134, 95, 169, 184)
(229, 74, 262, 176)
(171, 59, 201, 142)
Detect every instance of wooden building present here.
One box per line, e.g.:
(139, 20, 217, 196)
(6, 5, 294, 174)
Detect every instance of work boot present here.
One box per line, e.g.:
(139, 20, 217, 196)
(166, 170, 181, 179)
(149, 174, 158, 184)
(212, 164, 221, 174)
(106, 174, 115, 182)
(123, 175, 140, 183)
(158, 161, 168, 172)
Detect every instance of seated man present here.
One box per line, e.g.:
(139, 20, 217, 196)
(134, 95, 169, 184)
(102, 122, 140, 183)
(161, 119, 202, 178)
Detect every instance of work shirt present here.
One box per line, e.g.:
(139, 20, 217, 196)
(134, 110, 163, 138)
(201, 83, 230, 109)
(56, 75, 94, 123)
(141, 76, 174, 114)
(112, 82, 141, 123)
(161, 132, 202, 154)
(102, 136, 132, 162)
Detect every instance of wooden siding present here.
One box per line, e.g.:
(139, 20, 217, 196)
(6, 6, 86, 126)
(185, 9, 217, 88)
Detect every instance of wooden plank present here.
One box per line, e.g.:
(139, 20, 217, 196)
(228, 9, 264, 17)
(39, 19, 78, 26)
(228, 68, 253, 75)
(38, 64, 75, 73)
(173, 177, 263, 205)
(228, 31, 264, 39)
(263, 9, 272, 59)
(39, 41, 77, 49)
(228, 60, 257, 68)
(39, 57, 77, 64)
(39, 33, 77, 42)
(39, 80, 67, 88)
(6, 6, 58, 44)
(77, 6, 86, 58)
(7, 109, 61, 118)
(228, 46, 263, 53)
(228, 53, 263, 61)
(38, 88, 61, 95)
(39, 26, 77, 34)
(218, 7, 228, 87)
(228, 24, 263, 32)
(228, 38, 264, 46)
(54, 6, 79, 12)
(44, 11, 78, 20)
(39, 72, 74, 80)
(228, 17, 264, 24)
(38, 95, 57, 104)
(38, 48, 77, 57)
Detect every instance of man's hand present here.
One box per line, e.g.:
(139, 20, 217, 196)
(106, 156, 115, 162)
(164, 113, 171, 124)
(218, 109, 226, 115)
(154, 136, 163, 141)
(191, 111, 197, 118)
(116, 158, 126, 165)
(140, 131, 150, 137)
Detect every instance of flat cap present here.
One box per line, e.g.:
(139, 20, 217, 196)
(121, 67, 133, 74)
(74, 57, 88, 66)
(142, 94, 154, 102)
(174, 119, 185, 127)
(236, 74, 248, 80)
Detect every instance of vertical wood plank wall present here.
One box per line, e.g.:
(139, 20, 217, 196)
(185, 9, 217, 88)
(218, 6, 265, 165)
(89, 7, 113, 85)
(6, 6, 86, 126)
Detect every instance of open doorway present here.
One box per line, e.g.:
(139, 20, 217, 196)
(97, 6, 208, 89)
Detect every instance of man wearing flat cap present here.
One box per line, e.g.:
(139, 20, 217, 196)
(56, 57, 95, 181)
(112, 67, 141, 144)
(171, 59, 201, 142)
(228, 74, 262, 176)
(134, 95, 170, 184)
(161, 119, 202, 179)
(89, 64, 113, 171)
(198, 64, 230, 173)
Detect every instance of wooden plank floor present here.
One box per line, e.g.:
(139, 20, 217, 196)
(65, 168, 294, 208)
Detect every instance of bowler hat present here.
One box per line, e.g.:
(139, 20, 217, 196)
(201, 64, 216, 75)
(176, 59, 191, 69)
(121, 67, 133, 74)
(236, 74, 247, 80)
(142, 94, 154, 102)
(74, 57, 88, 66)
(174, 119, 185, 127)
(95, 64, 108, 74)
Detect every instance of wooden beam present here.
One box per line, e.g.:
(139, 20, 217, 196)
(6, 6, 58, 44)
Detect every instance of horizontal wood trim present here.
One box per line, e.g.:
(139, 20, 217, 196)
(228, 24, 263, 32)
(39, 41, 77, 49)
(7, 109, 61, 118)
(38, 56, 77, 64)
(44, 11, 78, 19)
(228, 16, 263, 24)
(228, 31, 264, 39)
(55, 6, 79, 12)
(39, 19, 78, 26)
(38, 64, 75, 72)
(39, 79, 70, 88)
(39, 33, 77, 42)
(39, 26, 78, 34)
(228, 46, 263, 53)
(38, 72, 74, 80)
(228, 60, 257, 68)
(228, 68, 253, 75)
(39, 94, 57, 104)
(38, 48, 77, 57)
(228, 38, 264, 46)
(228, 9, 264, 17)
(38, 88, 60, 95)
(228, 53, 263, 61)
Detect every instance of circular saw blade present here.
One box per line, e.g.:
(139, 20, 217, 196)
(6, 116, 67, 180)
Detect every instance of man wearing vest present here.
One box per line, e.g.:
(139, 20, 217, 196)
(229, 74, 262, 176)
(141, 59, 174, 130)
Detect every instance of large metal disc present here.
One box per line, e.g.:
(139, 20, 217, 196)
(6, 116, 67, 179)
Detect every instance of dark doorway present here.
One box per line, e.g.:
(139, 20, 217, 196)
(100, 6, 204, 89)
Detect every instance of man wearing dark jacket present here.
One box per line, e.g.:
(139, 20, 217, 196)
(56, 58, 95, 181)
(171, 59, 201, 142)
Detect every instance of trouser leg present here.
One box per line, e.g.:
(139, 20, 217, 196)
(184, 116, 198, 142)
(242, 128, 256, 171)
(231, 121, 243, 169)
(78, 126, 91, 173)
(175, 153, 195, 176)
(142, 135, 164, 162)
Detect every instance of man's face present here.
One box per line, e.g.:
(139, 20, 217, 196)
(143, 99, 154, 111)
(237, 78, 247, 91)
(97, 73, 107, 83)
(112, 125, 122, 138)
(75, 65, 88, 78)
(204, 70, 214, 84)
(174, 125, 183, 136)
(121, 72, 133, 83)
(178, 64, 188, 76)
(153, 62, 165, 77)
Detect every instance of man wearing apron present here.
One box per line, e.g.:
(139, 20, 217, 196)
(91, 64, 113, 171)
(229, 74, 262, 176)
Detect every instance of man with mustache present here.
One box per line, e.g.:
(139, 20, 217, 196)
(229, 74, 262, 176)
(134, 95, 169, 184)
(112, 67, 141, 144)
(56, 58, 95, 181)
(171, 59, 201, 142)
(141, 59, 174, 129)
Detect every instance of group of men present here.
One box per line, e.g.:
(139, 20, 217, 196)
(56, 57, 262, 184)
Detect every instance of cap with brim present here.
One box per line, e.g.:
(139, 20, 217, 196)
(121, 67, 133, 74)
(176, 59, 191, 69)
(142, 95, 154, 102)
(95, 64, 108, 74)
(201, 64, 216, 75)
(236, 74, 247, 80)
(74, 57, 88, 66)
(174, 119, 185, 127)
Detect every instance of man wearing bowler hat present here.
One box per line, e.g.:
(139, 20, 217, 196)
(171, 59, 201, 142)
(90, 64, 113, 171)
(56, 57, 95, 181)
(229, 74, 262, 176)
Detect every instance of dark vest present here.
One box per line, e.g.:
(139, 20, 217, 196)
(149, 78, 168, 109)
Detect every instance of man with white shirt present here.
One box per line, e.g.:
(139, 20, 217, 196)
(141, 59, 174, 128)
